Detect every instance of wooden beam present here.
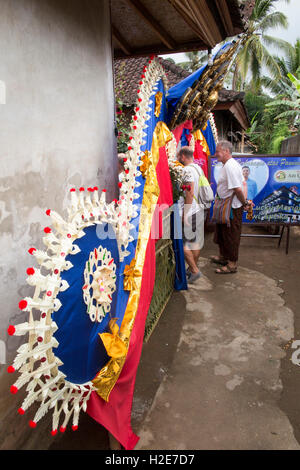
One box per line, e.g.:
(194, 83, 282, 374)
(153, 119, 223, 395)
(113, 39, 208, 59)
(112, 25, 132, 56)
(168, 0, 223, 48)
(167, 0, 208, 44)
(124, 0, 176, 50)
(213, 0, 235, 37)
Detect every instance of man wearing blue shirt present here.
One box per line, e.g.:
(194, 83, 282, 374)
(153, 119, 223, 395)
(242, 166, 258, 201)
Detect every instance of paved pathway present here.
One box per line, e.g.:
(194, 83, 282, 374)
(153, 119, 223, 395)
(133, 254, 300, 450)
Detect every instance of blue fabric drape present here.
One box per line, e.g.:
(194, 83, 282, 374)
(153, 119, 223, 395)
(171, 204, 187, 291)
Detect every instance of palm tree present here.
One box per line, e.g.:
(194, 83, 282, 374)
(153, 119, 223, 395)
(265, 73, 300, 128)
(232, 0, 291, 91)
(177, 51, 208, 73)
(261, 39, 300, 94)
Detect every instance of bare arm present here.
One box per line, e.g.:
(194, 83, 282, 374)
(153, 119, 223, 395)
(185, 182, 194, 206)
(233, 187, 251, 209)
(183, 182, 195, 225)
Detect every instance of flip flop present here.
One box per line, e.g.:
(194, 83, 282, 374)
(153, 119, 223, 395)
(209, 255, 228, 266)
(215, 266, 237, 274)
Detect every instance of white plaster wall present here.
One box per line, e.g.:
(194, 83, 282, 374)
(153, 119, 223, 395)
(0, 0, 117, 448)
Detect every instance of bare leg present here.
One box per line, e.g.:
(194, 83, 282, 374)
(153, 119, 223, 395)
(192, 249, 201, 267)
(184, 246, 200, 274)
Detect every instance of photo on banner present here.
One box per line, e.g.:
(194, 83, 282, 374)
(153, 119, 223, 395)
(210, 155, 300, 225)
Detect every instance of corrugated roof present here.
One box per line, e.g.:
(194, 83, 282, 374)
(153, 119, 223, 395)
(114, 56, 250, 129)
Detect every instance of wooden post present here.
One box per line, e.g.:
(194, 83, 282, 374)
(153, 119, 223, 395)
(241, 130, 245, 153)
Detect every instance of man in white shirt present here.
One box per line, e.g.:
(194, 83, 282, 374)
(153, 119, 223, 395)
(212, 141, 251, 274)
(177, 147, 205, 283)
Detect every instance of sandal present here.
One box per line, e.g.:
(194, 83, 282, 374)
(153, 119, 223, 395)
(209, 255, 228, 266)
(215, 266, 237, 274)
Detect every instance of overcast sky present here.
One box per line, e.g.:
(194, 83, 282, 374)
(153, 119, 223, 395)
(162, 0, 300, 63)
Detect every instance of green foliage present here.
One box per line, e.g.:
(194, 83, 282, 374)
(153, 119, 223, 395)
(260, 39, 300, 95)
(245, 87, 292, 154)
(231, 0, 291, 91)
(265, 72, 300, 129)
(168, 165, 184, 203)
(177, 51, 208, 73)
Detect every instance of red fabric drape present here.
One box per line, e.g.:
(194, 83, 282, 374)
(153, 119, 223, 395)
(86, 146, 173, 450)
(193, 140, 208, 178)
(172, 120, 193, 144)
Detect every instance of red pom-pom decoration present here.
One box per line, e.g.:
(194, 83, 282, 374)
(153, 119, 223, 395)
(44, 227, 51, 234)
(28, 247, 36, 255)
(7, 366, 15, 374)
(19, 299, 28, 310)
(118, 182, 122, 188)
(123, 157, 127, 162)
(133, 116, 138, 121)
(26, 267, 35, 276)
(125, 169, 129, 174)
(79, 187, 85, 191)
(7, 325, 15, 336)
(51, 429, 57, 436)
(70, 188, 76, 192)
(18, 408, 25, 415)
(94, 186, 98, 190)
(45, 209, 51, 216)
(29, 420, 36, 428)
(72, 425, 78, 431)
(128, 146, 132, 151)
(102, 189, 107, 192)
(60, 426, 66, 433)
(10, 385, 18, 394)
(138, 98, 142, 102)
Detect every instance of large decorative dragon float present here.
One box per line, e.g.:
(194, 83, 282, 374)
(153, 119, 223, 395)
(7, 40, 240, 449)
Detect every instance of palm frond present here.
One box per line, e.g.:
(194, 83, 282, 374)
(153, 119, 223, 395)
(259, 12, 288, 32)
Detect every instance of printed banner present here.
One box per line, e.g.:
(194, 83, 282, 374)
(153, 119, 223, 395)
(210, 155, 300, 224)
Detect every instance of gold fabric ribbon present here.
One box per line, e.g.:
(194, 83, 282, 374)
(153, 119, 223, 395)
(193, 129, 210, 156)
(154, 92, 163, 118)
(100, 319, 127, 359)
(140, 151, 151, 178)
(92, 121, 173, 401)
(123, 258, 141, 291)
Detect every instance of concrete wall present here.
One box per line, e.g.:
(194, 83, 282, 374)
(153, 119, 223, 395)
(0, 0, 117, 449)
